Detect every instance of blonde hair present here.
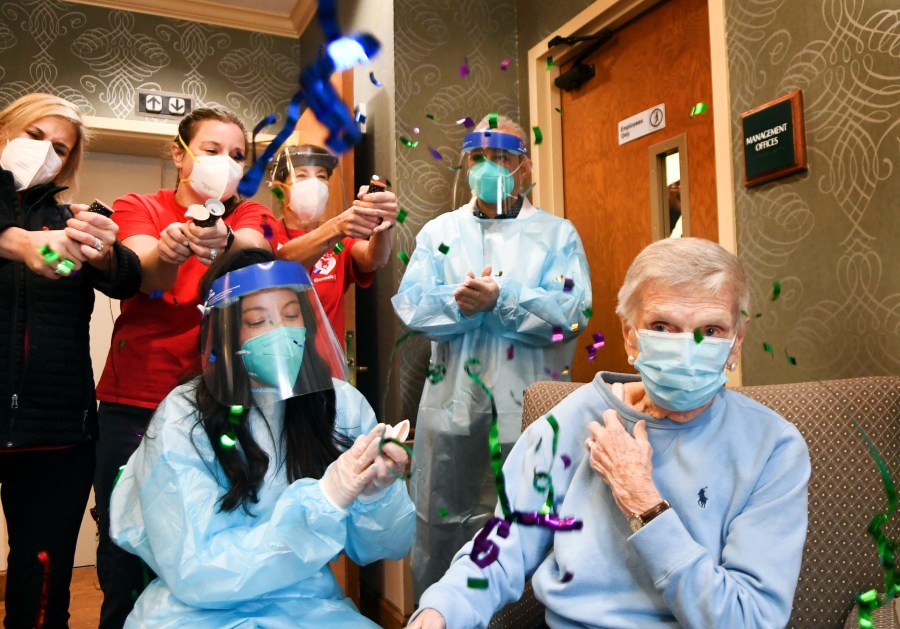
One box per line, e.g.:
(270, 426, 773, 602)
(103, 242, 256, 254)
(616, 237, 750, 331)
(0, 93, 89, 188)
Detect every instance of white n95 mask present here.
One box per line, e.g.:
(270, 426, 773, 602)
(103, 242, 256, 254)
(288, 178, 329, 222)
(0, 138, 63, 191)
(186, 154, 243, 201)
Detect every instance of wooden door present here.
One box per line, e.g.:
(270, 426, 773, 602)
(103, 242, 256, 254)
(562, 0, 717, 381)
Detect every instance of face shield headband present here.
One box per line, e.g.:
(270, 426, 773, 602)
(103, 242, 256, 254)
(201, 261, 347, 407)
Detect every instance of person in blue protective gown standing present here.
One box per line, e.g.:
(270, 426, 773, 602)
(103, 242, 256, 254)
(110, 247, 414, 628)
(392, 114, 592, 599)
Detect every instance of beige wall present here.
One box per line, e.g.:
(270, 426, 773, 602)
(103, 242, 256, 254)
(724, 0, 900, 384)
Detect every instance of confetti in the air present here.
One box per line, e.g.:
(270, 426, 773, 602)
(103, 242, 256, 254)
(429, 146, 443, 160)
(457, 117, 475, 129)
(438, 243, 450, 255)
(551, 326, 564, 343)
(400, 136, 419, 148)
(771, 280, 781, 301)
(690, 102, 708, 116)
(397, 250, 410, 265)
(369, 71, 382, 87)
(396, 208, 408, 224)
(500, 58, 510, 70)
(460, 58, 470, 79)
(533, 126, 543, 145)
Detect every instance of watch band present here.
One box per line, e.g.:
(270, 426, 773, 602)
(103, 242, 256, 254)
(628, 500, 670, 533)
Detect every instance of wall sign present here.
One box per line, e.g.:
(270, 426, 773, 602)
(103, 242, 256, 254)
(136, 90, 194, 119)
(618, 103, 666, 145)
(740, 90, 807, 187)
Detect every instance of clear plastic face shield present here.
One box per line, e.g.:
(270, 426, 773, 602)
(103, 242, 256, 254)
(200, 261, 348, 406)
(269, 145, 341, 225)
(452, 130, 529, 218)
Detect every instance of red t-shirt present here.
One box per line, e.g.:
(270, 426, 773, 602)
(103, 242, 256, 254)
(96, 189, 275, 409)
(274, 223, 373, 345)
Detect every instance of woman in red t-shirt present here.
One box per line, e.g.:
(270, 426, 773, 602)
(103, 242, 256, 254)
(270, 145, 398, 345)
(93, 106, 275, 628)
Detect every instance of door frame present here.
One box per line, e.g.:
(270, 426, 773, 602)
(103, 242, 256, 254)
(526, 0, 735, 255)
(526, 0, 742, 386)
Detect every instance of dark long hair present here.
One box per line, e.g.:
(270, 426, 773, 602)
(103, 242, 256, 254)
(195, 248, 353, 514)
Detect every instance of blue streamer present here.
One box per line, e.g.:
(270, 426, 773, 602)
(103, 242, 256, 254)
(236, 1, 381, 198)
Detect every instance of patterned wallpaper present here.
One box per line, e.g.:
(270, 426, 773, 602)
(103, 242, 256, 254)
(0, 0, 299, 127)
(390, 0, 519, 421)
(726, 0, 900, 385)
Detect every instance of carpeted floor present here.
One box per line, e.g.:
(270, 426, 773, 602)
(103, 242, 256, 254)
(0, 566, 101, 629)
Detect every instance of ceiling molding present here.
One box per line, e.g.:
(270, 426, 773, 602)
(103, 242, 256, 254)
(67, 0, 317, 38)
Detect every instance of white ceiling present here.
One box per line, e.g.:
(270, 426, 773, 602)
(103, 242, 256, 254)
(67, 0, 318, 37)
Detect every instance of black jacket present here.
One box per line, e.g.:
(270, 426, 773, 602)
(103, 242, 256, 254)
(0, 169, 142, 448)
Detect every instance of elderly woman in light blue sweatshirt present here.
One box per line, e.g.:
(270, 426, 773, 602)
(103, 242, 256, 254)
(410, 237, 810, 629)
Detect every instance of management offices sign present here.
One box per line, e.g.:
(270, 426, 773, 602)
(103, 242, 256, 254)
(740, 90, 807, 186)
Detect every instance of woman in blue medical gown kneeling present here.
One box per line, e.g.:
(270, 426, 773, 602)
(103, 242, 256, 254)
(110, 247, 414, 628)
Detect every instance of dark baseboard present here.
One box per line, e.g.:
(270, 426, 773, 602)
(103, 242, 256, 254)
(360, 581, 408, 629)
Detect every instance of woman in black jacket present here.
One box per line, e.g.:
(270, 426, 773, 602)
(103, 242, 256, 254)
(0, 93, 141, 628)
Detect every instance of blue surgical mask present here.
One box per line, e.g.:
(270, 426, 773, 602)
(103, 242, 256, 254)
(633, 330, 735, 412)
(240, 326, 306, 391)
(468, 159, 514, 204)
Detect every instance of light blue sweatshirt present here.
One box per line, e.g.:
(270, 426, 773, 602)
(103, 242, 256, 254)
(414, 372, 810, 628)
(111, 379, 415, 628)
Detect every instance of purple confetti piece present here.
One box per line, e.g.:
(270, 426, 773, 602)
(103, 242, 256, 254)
(261, 221, 274, 241)
(551, 325, 564, 343)
(561, 571, 574, 583)
(507, 345, 514, 360)
(561, 454, 571, 469)
(369, 71, 382, 87)
(429, 146, 443, 160)
(563, 278, 574, 292)
(457, 116, 475, 129)
(459, 58, 470, 79)
(500, 58, 510, 70)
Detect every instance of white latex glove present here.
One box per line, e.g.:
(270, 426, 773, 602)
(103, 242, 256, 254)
(360, 420, 411, 500)
(319, 424, 386, 510)
(408, 608, 446, 629)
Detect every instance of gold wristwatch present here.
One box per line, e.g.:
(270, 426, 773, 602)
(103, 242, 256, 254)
(628, 500, 670, 533)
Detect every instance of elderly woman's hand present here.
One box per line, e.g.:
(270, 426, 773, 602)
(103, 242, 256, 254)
(407, 609, 446, 629)
(361, 421, 410, 498)
(585, 410, 663, 518)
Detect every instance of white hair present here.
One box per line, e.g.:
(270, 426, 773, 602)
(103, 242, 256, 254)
(474, 114, 528, 147)
(615, 237, 750, 330)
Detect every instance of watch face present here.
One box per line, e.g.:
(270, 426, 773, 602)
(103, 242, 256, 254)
(629, 516, 643, 534)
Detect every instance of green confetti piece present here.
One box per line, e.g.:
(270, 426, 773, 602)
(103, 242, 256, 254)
(740, 309, 749, 317)
(332, 242, 345, 254)
(112, 464, 127, 490)
(771, 280, 781, 301)
(754, 312, 763, 318)
(118, 340, 125, 348)
(438, 243, 450, 255)
(784, 349, 797, 366)
(272, 186, 284, 202)
(397, 250, 410, 265)
(400, 136, 419, 148)
(533, 126, 543, 145)
(693, 328, 704, 344)
(396, 208, 408, 224)
(763, 342, 773, 356)
(555, 107, 562, 115)
(582, 307, 593, 318)
(546, 56, 553, 70)
(690, 102, 708, 116)
(438, 507, 448, 518)
(488, 113, 498, 129)
(467, 577, 489, 589)
(220, 434, 236, 448)
(426, 113, 439, 121)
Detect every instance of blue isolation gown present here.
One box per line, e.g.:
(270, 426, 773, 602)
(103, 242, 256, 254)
(110, 379, 415, 628)
(391, 199, 592, 597)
